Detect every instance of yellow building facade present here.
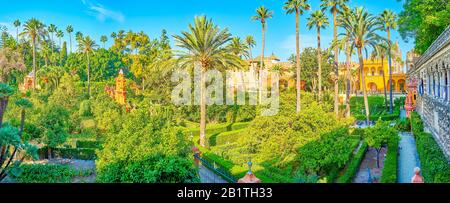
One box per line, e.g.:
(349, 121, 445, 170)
(361, 59, 406, 94)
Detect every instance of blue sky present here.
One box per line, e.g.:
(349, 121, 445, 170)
(1, 0, 414, 62)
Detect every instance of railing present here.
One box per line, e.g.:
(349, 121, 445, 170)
(194, 153, 237, 183)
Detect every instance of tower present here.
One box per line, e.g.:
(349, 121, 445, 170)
(115, 69, 126, 105)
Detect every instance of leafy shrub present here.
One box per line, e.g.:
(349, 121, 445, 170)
(96, 155, 199, 183)
(411, 112, 450, 183)
(415, 132, 450, 183)
(79, 100, 92, 117)
(381, 135, 399, 183)
(337, 142, 368, 183)
(11, 164, 93, 183)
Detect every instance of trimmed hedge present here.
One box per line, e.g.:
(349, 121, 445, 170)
(76, 140, 102, 149)
(337, 142, 368, 183)
(12, 164, 94, 183)
(381, 135, 399, 183)
(230, 122, 250, 131)
(39, 147, 97, 160)
(411, 112, 450, 183)
(215, 129, 245, 146)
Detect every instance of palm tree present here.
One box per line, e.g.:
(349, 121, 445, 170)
(371, 42, 390, 111)
(334, 7, 354, 118)
(341, 7, 386, 124)
(20, 18, 47, 89)
(48, 24, 57, 56)
(245, 35, 256, 61)
(41, 41, 51, 67)
(379, 9, 397, 114)
(100, 35, 108, 48)
(227, 37, 249, 58)
(252, 6, 273, 99)
(110, 32, 117, 39)
(173, 16, 241, 147)
(284, 0, 310, 113)
(75, 31, 83, 42)
(78, 36, 98, 98)
(13, 20, 20, 42)
(307, 10, 329, 102)
(321, 0, 349, 117)
(66, 25, 73, 53)
(56, 30, 64, 65)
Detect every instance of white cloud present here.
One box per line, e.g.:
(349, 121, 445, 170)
(82, 0, 125, 23)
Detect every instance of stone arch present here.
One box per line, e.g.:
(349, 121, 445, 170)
(368, 82, 377, 93)
(387, 79, 396, 91)
(370, 67, 376, 76)
(398, 79, 406, 92)
(378, 67, 383, 75)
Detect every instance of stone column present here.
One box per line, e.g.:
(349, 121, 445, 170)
(447, 67, 450, 103)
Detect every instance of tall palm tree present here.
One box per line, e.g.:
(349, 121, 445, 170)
(252, 6, 273, 102)
(173, 16, 241, 147)
(20, 18, 47, 89)
(13, 20, 20, 42)
(379, 9, 397, 114)
(341, 7, 386, 124)
(321, 0, 349, 117)
(78, 36, 98, 98)
(48, 24, 57, 56)
(245, 35, 256, 61)
(100, 35, 108, 48)
(307, 10, 329, 102)
(284, 0, 310, 113)
(56, 30, 64, 65)
(66, 25, 73, 53)
(370, 43, 390, 111)
(334, 7, 354, 118)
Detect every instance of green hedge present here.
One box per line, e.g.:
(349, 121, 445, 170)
(39, 147, 97, 160)
(230, 122, 250, 131)
(12, 164, 94, 183)
(76, 140, 102, 149)
(411, 112, 450, 183)
(188, 123, 231, 137)
(215, 129, 245, 146)
(337, 142, 368, 183)
(381, 135, 399, 183)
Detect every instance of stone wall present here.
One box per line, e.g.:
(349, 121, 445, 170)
(409, 25, 450, 160)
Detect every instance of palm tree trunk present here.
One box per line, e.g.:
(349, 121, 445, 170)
(387, 29, 393, 114)
(381, 55, 388, 110)
(345, 50, 351, 118)
(199, 67, 207, 147)
(333, 7, 339, 117)
(358, 48, 370, 124)
(87, 53, 91, 98)
(260, 23, 266, 102)
(317, 28, 322, 102)
(51, 34, 54, 59)
(69, 34, 72, 53)
(16, 28, 18, 42)
(32, 38, 37, 89)
(59, 38, 62, 65)
(295, 11, 301, 113)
